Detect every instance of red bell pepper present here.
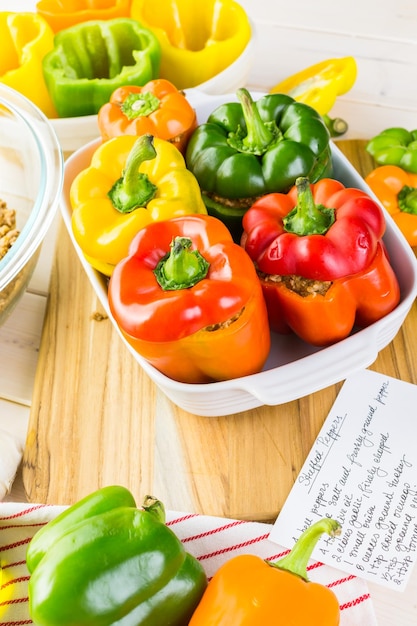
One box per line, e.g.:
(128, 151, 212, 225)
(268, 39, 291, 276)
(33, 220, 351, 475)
(108, 214, 271, 383)
(97, 79, 197, 154)
(241, 177, 400, 346)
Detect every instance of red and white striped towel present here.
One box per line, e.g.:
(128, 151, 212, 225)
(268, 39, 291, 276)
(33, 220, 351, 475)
(0, 502, 377, 625)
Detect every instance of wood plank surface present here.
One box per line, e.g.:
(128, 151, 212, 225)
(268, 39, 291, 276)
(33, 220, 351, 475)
(22, 140, 417, 522)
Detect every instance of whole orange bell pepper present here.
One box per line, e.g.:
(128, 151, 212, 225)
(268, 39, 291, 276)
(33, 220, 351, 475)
(97, 79, 197, 153)
(36, 0, 131, 32)
(108, 214, 271, 383)
(365, 164, 417, 248)
(189, 517, 342, 626)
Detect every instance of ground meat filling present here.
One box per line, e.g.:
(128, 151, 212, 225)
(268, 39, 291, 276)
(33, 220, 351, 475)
(259, 269, 332, 297)
(0, 199, 19, 260)
(204, 307, 244, 331)
(204, 192, 261, 210)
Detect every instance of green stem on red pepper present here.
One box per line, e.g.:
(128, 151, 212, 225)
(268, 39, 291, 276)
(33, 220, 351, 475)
(283, 176, 336, 235)
(398, 185, 417, 215)
(272, 518, 341, 581)
(121, 91, 161, 120)
(154, 236, 210, 290)
(228, 87, 280, 155)
(108, 134, 158, 213)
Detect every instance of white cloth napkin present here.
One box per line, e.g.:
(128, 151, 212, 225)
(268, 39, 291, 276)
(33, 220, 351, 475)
(0, 502, 378, 625)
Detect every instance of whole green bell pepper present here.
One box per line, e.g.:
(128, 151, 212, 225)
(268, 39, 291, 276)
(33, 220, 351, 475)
(42, 18, 161, 117)
(366, 127, 417, 174)
(185, 88, 332, 239)
(26, 486, 207, 626)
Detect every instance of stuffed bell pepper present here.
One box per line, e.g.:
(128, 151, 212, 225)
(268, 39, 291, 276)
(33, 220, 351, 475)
(189, 518, 341, 626)
(97, 79, 197, 153)
(186, 88, 332, 240)
(365, 165, 417, 247)
(27, 486, 207, 626)
(42, 18, 161, 117)
(130, 0, 252, 89)
(108, 214, 271, 383)
(70, 133, 207, 276)
(241, 176, 400, 346)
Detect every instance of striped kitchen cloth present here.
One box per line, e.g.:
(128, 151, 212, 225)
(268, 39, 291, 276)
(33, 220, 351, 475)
(0, 502, 377, 625)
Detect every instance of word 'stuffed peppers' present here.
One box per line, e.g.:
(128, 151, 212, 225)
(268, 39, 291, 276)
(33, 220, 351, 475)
(242, 177, 400, 346)
(70, 133, 207, 276)
(42, 18, 161, 118)
(108, 214, 271, 383)
(98, 79, 197, 153)
(36, 0, 131, 33)
(0, 11, 57, 117)
(189, 518, 342, 626)
(186, 88, 332, 240)
(27, 486, 207, 626)
(130, 0, 252, 90)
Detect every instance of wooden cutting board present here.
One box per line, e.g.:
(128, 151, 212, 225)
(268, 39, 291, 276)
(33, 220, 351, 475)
(22, 141, 417, 521)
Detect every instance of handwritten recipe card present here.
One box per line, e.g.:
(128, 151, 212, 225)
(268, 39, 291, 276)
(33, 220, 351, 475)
(270, 369, 417, 591)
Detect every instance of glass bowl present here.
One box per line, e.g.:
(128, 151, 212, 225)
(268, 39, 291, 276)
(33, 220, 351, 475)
(0, 85, 63, 326)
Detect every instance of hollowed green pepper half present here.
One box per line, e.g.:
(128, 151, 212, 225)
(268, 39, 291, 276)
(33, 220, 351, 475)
(366, 127, 417, 174)
(185, 88, 332, 239)
(26, 485, 207, 626)
(42, 18, 161, 118)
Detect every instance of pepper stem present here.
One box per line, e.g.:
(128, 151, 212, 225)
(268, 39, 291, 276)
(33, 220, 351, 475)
(227, 88, 279, 155)
(154, 237, 210, 290)
(272, 518, 341, 581)
(283, 176, 336, 235)
(142, 496, 166, 524)
(121, 92, 160, 121)
(398, 185, 417, 215)
(323, 114, 348, 138)
(108, 134, 158, 213)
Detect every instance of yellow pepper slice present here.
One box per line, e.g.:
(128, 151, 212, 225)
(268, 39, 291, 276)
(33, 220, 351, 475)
(0, 12, 57, 118)
(130, 0, 252, 89)
(70, 134, 207, 276)
(270, 56, 357, 115)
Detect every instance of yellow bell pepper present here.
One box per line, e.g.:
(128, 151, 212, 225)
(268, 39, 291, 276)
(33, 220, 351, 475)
(0, 12, 57, 118)
(70, 134, 207, 276)
(270, 56, 357, 136)
(130, 0, 252, 89)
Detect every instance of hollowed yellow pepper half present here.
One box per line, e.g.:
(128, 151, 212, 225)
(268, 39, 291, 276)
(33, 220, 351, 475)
(0, 12, 57, 118)
(270, 56, 357, 115)
(70, 134, 207, 276)
(130, 0, 252, 89)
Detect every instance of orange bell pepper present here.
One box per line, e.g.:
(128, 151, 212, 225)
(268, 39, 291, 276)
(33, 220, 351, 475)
(36, 0, 131, 32)
(189, 518, 342, 626)
(108, 214, 271, 383)
(365, 164, 417, 248)
(97, 79, 197, 153)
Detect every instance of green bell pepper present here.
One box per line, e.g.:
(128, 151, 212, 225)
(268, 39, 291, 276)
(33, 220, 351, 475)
(27, 486, 207, 626)
(42, 18, 161, 118)
(185, 88, 332, 239)
(366, 127, 417, 174)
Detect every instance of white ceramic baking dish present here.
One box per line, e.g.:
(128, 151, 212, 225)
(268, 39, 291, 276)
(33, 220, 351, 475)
(61, 91, 417, 416)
